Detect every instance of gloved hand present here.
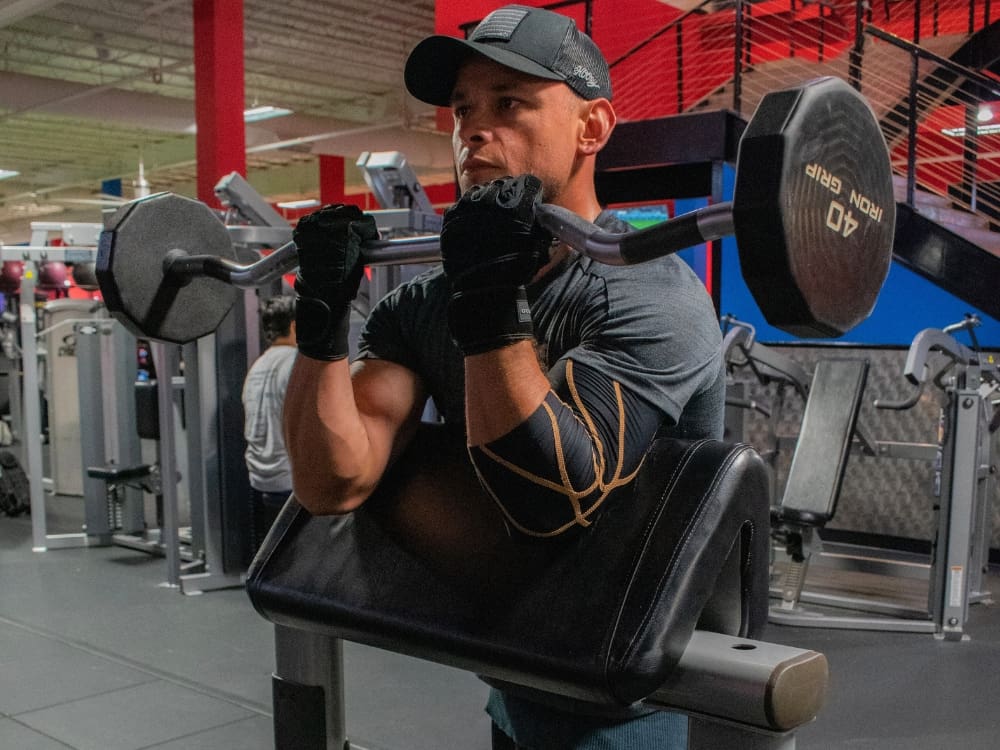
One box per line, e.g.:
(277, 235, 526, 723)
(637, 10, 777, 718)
(440, 175, 553, 355)
(292, 204, 379, 361)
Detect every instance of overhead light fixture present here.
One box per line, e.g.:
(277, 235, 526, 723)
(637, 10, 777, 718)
(0, 169, 20, 180)
(276, 198, 320, 210)
(942, 124, 1000, 137)
(977, 105, 993, 123)
(244, 105, 293, 123)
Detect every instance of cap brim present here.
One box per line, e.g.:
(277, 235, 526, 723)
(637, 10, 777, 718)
(404, 35, 564, 107)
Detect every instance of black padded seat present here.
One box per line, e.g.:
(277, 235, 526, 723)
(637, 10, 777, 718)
(771, 506, 829, 527)
(246, 431, 770, 708)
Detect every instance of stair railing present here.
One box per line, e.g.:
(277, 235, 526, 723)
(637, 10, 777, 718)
(864, 24, 1000, 221)
(605, 0, 998, 237)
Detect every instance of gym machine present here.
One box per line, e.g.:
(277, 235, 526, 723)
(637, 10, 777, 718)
(248, 435, 827, 750)
(727, 316, 999, 639)
(0, 225, 233, 593)
(40, 296, 104, 497)
(80, 322, 201, 564)
(355, 150, 443, 312)
(0, 232, 105, 551)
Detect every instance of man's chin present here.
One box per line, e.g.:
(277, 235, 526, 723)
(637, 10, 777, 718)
(460, 169, 509, 191)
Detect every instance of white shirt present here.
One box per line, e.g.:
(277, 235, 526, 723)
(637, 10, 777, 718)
(241, 344, 297, 492)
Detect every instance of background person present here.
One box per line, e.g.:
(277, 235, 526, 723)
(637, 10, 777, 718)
(242, 294, 297, 553)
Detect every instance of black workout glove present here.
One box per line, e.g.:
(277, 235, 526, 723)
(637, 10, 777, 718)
(440, 175, 553, 356)
(292, 204, 379, 361)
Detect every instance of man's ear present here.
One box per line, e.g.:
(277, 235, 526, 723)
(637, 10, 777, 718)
(578, 99, 616, 156)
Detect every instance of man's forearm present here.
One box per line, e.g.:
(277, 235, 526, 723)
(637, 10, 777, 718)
(463, 340, 551, 445)
(282, 357, 381, 514)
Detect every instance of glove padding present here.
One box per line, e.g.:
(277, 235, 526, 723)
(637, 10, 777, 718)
(292, 204, 378, 361)
(440, 175, 553, 356)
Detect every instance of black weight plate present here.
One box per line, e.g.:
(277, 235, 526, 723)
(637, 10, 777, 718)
(732, 77, 895, 338)
(96, 193, 239, 344)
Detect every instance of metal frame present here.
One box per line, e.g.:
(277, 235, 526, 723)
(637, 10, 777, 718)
(270, 625, 819, 750)
(2, 230, 236, 593)
(769, 329, 998, 640)
(2, 247, 100, 551)
(172, 332, 245, 595)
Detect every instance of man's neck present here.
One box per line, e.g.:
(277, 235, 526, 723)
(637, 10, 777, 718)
(531, 187, 602, 282)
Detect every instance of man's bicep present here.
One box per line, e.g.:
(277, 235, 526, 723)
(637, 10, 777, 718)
(547, 357, 667, 462)
(469, 357, 667, 537)
(351, 357, 428, 467)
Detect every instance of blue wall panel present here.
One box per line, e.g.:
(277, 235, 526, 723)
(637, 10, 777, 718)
(619, 162, 999, 347)
(720, 234, 1000, 348)
(713, 164, 1000, 347)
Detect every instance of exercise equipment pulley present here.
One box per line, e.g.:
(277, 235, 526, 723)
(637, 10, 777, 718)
(96, 77, 896, 345)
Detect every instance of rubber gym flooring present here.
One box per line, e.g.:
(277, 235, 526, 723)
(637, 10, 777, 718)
(2, 495, 999, 749)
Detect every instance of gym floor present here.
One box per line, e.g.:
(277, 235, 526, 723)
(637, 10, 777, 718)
(2, 496, 999, 750)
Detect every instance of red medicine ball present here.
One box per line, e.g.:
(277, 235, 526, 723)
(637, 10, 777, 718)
(37, 262, 69, 291)
(0, 261, 24, 294)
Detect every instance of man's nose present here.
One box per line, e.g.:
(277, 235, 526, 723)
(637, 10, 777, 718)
(457, 113, 489, 145)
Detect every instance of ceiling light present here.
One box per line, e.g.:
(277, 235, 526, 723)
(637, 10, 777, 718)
(977, 105, 994, 123)
(276, 198, 320, 210)
(0, 169, 20, 180)
(942, 124, 1000, 137)
(244, 105, 293, 123)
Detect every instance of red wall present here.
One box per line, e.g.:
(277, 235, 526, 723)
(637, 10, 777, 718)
(431, 1, 998, 198)
(434, 1, 993, 122)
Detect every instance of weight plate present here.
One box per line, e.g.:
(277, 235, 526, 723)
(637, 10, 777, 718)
(96, 193, 240, 344)
(732, 77, 896, 338)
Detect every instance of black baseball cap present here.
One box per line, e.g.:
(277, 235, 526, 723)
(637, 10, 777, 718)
(404, 4, 612, 107)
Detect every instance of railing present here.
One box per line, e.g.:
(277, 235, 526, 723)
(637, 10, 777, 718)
(604, 0, 999, 241)
(862, 26, 1000, 222)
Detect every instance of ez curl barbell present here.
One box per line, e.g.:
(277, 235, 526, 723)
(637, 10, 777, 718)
(96, 77, 895, 345)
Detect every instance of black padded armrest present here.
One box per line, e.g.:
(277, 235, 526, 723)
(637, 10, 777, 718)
(774, 358, 869, 527)
(246, 435, 769, 707)
(86, 463, 152, 482)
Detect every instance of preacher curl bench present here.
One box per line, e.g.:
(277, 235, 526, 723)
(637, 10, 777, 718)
(246, 429, 828, 749)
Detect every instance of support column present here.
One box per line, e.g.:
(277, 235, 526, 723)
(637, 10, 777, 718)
(319, 155, 346, 205)
(193, 0, 246, 207)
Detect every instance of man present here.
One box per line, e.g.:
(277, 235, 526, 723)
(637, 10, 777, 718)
(284, 5, 724, 748)
(242, 294, 297, 553)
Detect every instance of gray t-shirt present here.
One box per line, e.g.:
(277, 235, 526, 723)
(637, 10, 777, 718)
(358, 211, 724, 439)
(242, 344, 297, 493)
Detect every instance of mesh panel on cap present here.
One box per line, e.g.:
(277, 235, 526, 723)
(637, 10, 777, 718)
(554, 30, 612, 100)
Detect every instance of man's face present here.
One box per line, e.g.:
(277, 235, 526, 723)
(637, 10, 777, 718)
(449, 56, 585, 201)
